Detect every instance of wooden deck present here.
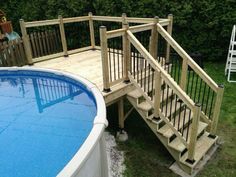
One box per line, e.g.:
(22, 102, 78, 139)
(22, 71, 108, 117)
(33, 49, 133, 105)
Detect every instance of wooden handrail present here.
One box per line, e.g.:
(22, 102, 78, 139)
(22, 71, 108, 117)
(129, 23, 153, 33)
(25, 19, 59, 28)
(106, 28, 126, 39)
(92, 15, 170, 26)
(126, 29, 206, 159)
(156, 23, 219, 92)
(106, 23, 153, 39)
(24, 16, 89, 28)
(127, 30, 195, 110)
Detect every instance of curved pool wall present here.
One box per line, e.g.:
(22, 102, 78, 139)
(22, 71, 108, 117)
(0, 67, 108, 177)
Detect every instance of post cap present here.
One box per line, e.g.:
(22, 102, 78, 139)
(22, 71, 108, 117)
(122, 13, 127, 17)
(195, 103, 201, 107)
(99, 26, 107, 29)
(218, 84, 224, 88)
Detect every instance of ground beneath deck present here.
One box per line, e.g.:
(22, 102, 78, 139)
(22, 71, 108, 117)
(34, 50, 104, 91)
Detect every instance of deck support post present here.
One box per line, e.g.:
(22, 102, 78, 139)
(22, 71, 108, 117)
(58, 15, 68, 57)
(210, 85, 224, 136)
(187, 103, 201, 163)
(19, 19, 33, 65)
(180, 57, 188, 91)
(122, 13, 130, 83)
(88, 12, 95, 49)
(117, 97, 128, 141)
(100, 26, 111, 92)
(154, 70, 162, 118)
(165, 14, 173, 63)
(118, 97, 125, 129)
(149, 16, 159, 59)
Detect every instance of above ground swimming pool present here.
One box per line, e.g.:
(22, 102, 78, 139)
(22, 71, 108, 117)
(0, 67, 108, 177)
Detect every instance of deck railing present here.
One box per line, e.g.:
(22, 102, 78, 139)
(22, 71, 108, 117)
(17, 13, 170, 64)
(0, 39, 28, 66)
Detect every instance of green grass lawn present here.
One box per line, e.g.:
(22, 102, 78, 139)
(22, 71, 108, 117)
(107, 61, 236, 177)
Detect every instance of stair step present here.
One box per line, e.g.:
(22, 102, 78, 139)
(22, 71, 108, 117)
(180, 132, 218, 167)
(137, 101, 152, 112)
(157, 108, 192, 139)
(127, 89, 143, 99)
(168, 121, 208, 152)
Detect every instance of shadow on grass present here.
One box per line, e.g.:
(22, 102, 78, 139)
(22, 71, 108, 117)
(107, 101, 178, 177)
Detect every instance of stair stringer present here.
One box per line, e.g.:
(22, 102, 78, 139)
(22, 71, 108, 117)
(126, 95, 190, 170)
(127, 90, 218, 175)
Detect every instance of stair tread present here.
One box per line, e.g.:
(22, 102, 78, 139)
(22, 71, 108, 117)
(157, 108, 192, 138)
(137, 101, 152, 111)
(180, 132, 218, 167)
(168, 121, 208, 152)
(127, 89, 143, 99)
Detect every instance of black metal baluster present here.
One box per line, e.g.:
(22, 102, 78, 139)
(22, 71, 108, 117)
(173, 95, 178, 126)
(186, 69, 191, 94)
(108, 45, 112, 82)
(182, 105, 187, 135)
(197, 79, 203, 103)
(186, 110, 192, 141)
(177, 102, 183, 131)
(144, 59, 147, 92)
(193, 75, 199, 101)
(113, 39, 116, 81)
(208, 91, 215, 119)
(201, 82, 207, 110)
(190, 71, 195, 98)
(204, 86, 211, 115)
(148, 64, 151, 97)
(151, 69, 155, 100)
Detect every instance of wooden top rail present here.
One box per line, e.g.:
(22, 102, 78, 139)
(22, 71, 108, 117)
(92, 15, 170, 26)
(156, 23, 219, 92)
(127, 30, 195, 110)
(92, 16, 123, 22)
(106, 28, 125, 39)
(127, 17, 169, 26)
(129, 23, 153, 33)
(25, 19, 59, 28)
(106, 23, 154, 39)
(23, 15, 170, 29)
(62, 16, 89, 23)
(25, 16, 90, 28)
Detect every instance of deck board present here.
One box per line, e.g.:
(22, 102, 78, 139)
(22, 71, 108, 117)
(33, 50, 133, 104)
(34, 50, 104, 90)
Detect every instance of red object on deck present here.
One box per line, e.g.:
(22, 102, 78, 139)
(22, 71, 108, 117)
(0, 21, 13, 34)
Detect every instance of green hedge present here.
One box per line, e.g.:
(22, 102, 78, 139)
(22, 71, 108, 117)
(2, 0, 236, 61)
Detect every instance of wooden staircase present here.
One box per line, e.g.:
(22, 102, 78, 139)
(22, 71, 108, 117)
(99, 16, 224, 175)
(126, 86, 218, 174)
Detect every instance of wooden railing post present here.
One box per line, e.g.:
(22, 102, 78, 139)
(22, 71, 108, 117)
(122, 13, 127, 25)
(187, 103, 201, 163)
(100, 26, 111, 92)
(19, 19, 33, 65)
(122, 13, 130, 83)
(149, 16, 159, 59)
(123, 23, 130, 83)
(154, 70, 162, 117)
(88, 12, 95, 49)
(165, 14, 173, 63)
(58, 15, 68, 57)
(210, 85, 224, 136)
(180, 57, 188, 91)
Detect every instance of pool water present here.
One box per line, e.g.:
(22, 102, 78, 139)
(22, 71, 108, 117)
(0, 71, 97, 177)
